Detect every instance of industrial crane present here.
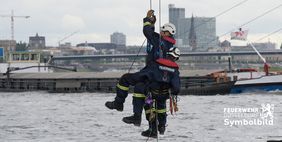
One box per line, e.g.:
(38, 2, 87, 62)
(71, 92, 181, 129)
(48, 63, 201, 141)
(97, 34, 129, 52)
(58, 31, 79, 47)
(0, 10, 30, 41)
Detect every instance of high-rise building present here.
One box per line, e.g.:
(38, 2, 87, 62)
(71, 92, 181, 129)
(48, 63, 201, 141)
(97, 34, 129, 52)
(169, 4, 217, 51)
(29, 33, 45, 49)
(169, 4, 185, 40)
(178, 17, 217, 50)
(110, 32, 126, 48)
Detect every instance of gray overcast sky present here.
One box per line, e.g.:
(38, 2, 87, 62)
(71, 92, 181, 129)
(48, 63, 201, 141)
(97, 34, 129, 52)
(0, 0, 281, 47)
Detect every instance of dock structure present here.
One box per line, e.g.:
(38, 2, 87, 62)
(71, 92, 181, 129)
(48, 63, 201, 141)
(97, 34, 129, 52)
(51, 51, 282, 61)
(0, 72, 122, 93)
(0, 71, 234, 95)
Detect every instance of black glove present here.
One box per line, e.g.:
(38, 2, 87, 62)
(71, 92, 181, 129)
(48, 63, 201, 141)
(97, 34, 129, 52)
(150, 15, 156, 25)
(146, 10, 154, 18)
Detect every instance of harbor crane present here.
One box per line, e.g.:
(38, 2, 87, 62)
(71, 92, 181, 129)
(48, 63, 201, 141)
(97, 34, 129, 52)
(0, 10, 30, 41)
(58, 31, 79, 47)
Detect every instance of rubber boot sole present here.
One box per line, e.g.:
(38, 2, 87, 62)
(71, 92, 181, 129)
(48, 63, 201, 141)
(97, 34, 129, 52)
(122, 117, 141, 126)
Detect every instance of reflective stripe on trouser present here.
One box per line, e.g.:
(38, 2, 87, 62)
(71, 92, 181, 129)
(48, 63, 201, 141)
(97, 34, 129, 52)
(145, 108, 167, 114)
(133, 93, 146, 98)
(115, 83, 129, 104)
(117, 83, 129, 91)
(115, 72, 146, 104)
(115, 73, 136, 104)
(133, 96, 145, 114)
(144, 98, 167, 126)
(132, 83, 146, 114)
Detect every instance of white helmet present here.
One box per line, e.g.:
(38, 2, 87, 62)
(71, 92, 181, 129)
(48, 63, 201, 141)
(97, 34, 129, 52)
(161, 23, 176, 35)
(167, 47, 180, 60)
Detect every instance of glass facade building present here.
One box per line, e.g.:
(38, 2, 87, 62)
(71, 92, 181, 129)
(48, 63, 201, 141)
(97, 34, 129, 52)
(169, 4, 217, 50)
(178, 17, 217, 49)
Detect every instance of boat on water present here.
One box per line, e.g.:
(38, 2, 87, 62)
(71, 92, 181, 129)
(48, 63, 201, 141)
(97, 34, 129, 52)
(181, 67, 281, 95)
(180, 72, 235, 95)
(174, 29, 282, 95)
(230, 71, 282, 93)
(231, 74, 282, 93)
(220, 29, 282, 94)
(209, 67, 282, 94)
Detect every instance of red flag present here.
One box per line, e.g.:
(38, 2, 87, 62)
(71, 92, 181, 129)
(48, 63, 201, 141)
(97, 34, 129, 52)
(231, 29, 248, 40)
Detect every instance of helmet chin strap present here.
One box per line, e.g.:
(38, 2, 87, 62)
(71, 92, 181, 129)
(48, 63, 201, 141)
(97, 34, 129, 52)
(160, 31, 165, 37)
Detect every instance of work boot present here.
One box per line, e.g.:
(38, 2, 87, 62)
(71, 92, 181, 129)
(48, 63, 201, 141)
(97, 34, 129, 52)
(105, 101, 123, 111)
(158, 125, 166, 135)
(141, 128, 157, 138)
(122, 114, 141, 126)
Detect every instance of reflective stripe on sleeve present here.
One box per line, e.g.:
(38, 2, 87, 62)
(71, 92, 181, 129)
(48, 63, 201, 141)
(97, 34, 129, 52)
(143, 22, 151, 26)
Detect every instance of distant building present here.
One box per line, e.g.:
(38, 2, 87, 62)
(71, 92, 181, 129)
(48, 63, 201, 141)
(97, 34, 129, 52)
(221, 40, 231, 48)
(250, 42, 276, 51)
(110, 32, 126, 48)
(189, 15, 197, 51)
(29, 33, 45, 49)
(178, 16, 217, 50)
(0, 40, 16, 51)
(59, 42, 72, 48)
(77, 42, 117, 50)
(169, 4, 185, 40)
(0, 40, 16, 60)
(231, 42, 276, 51)
(169, 4, 217, 51)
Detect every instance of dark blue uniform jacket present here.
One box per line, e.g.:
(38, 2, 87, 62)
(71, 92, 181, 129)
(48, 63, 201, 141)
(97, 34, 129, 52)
(143, 17, 176, 65)
(139, 58, 180, 96)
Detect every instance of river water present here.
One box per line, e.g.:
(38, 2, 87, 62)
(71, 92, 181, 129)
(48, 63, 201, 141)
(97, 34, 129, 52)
(0, 92, 281, 142)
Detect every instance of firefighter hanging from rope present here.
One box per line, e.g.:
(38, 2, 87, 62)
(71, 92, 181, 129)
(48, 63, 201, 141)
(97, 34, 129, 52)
(105, 8, 181, 138)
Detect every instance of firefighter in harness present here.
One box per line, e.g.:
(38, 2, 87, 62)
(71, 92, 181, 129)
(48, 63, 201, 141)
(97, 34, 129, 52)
(140, 47, 180, 138)
(105, 10, 179, 134)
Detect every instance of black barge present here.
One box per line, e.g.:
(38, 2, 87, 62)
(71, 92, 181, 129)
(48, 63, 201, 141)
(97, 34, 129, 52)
(0, 72, 234, 95)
